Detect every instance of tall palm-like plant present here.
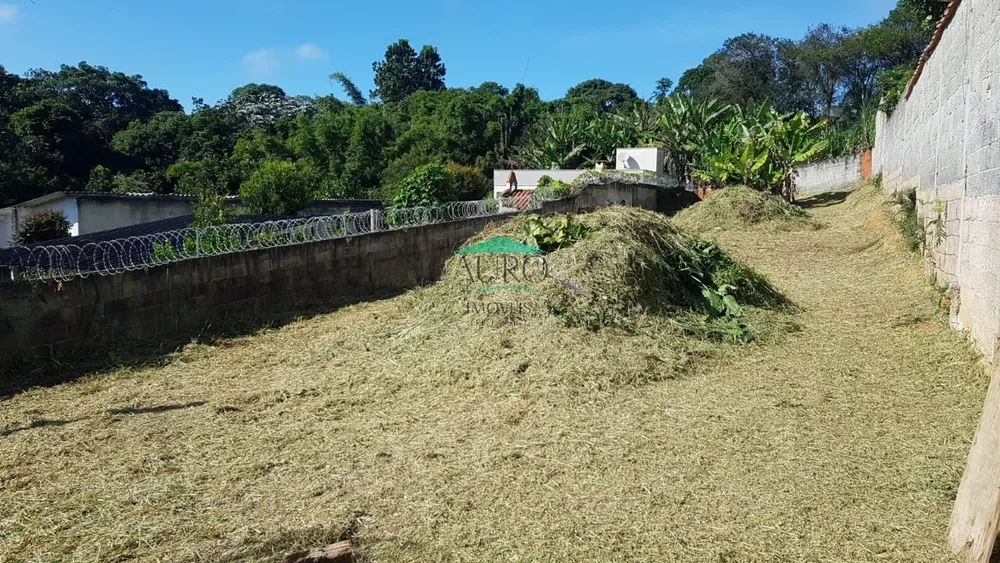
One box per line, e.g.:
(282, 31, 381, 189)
(691, 100, 827, 201)
(518, 113, 591, 169)
(770, 111, 828, 201)
(658, 94, 733, 186)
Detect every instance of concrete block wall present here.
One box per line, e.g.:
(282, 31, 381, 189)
(873, 0, 1000, 360)
(0, 184, 670, 365)
(795, 155, 863, 194)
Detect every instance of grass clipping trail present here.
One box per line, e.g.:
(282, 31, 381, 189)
(397, 206, 795, 391)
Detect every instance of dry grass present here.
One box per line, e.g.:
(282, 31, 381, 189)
(0, 183, 988, 562)
(674, 185, 824, 233)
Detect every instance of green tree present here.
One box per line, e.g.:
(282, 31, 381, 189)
(898, 0, 949, 30)
(652, 77, 675, 103)
(229, 83, 287, 102)
(564, 79, 639, 112)
(239, 160, 314, 215)
(330, 72, 368, 105)
(86, 165, 114, 193)
(371, 39, 447, 102)
(340, 107, 394, 198)
(111, 111, 193, 171)
(445, 162, 490, 201)
(392, 163, 453, 208)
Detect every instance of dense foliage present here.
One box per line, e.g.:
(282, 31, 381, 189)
(11, 209, 71, 245)
(0, 0, 935, 211)
(392, 163, 454, 208)
(239, 160, 315, 216)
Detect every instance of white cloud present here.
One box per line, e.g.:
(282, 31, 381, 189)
(0, 4, 18, 24)
(243, 48, 280, 75)
(295, 43, 326, 61)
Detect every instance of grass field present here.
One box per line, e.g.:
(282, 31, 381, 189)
(0, 185, 988, 562)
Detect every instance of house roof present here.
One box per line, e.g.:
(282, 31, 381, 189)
(905, 0, 962, 100)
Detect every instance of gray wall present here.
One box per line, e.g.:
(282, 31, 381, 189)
(77, 197, 192, 235)
(76, 196, 383, 236)
(796, 155, 862, 194)
(0, 185, 665, 365)
(872, 0, 1000, 360)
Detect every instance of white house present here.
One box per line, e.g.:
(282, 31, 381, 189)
(493, 147, 667, 197)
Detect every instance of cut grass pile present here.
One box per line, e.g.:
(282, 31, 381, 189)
(673, 184, 822, 232)
(0, 182, 988, 562)
(413, 206, 790, 342)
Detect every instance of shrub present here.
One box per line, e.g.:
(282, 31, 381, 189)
(12, 209, 71, 245)
(86, 165, 114, 193)
(239, 160, 314, 216)
(392, 163, 454, 208)
(446, 162, 490, 201)
(532, 175, 572, 201)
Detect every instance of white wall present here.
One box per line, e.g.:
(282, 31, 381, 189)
(0, 212, 12, 247)
(492, 170, 586, 195)
(796, 155, 863, 194)
(615, 148, 664, 174)
(872, 0, 1000, 360)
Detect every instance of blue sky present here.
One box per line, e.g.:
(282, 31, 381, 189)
(0, 0, 896, 110)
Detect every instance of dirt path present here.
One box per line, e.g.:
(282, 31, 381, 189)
(0, 187, 987, 562)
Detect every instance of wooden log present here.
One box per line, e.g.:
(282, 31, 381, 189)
(948, 361, 1000, 562)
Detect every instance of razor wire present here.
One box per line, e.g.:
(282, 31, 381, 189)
(1, 194, 546, 283)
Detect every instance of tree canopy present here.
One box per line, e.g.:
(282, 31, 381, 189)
(0, 1, 936, 212)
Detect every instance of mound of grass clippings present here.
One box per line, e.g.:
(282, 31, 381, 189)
(673, 185, 822, 232)
(409, 206, 791, 343)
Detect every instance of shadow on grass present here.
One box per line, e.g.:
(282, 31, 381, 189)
(1, 401, 210, 439)
(106, 401, 207, 416)
(0, 289, 406, 401)
(798, 190, 852, 209)
(0, 418, 83, 438)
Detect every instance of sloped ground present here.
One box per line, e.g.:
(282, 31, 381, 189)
(0, 185, 987, 562)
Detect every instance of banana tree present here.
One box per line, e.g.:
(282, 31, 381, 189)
(658, 94, 732, 187)
(769, 111, 828, 202)
(518, 113, 591, 169)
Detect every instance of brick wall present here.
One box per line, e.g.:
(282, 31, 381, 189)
(795, 155, 863, 194)
(0, 184, 671, 365)
(873, 0, 1000, 359)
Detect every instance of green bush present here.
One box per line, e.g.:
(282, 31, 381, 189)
(12, 209, 71, 245)
(876, 67, 915, 116)
(392, 163, 454, 208)
(446, 162, 490, 201)
(86, 165, 114, 193)
(239, 160, 314, 216)
(537, 175, 567, 189)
